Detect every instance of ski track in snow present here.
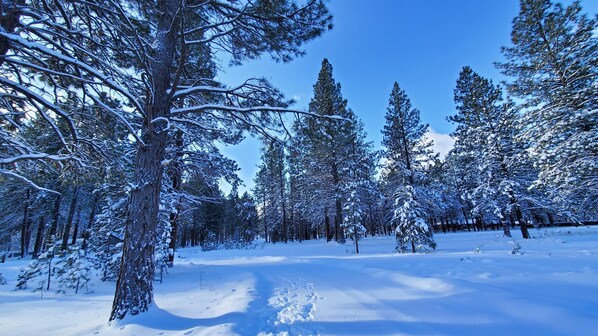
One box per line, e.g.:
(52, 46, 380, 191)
(1, 227, 598, 336)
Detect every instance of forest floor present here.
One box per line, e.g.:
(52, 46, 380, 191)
(1, 226, 597, 336)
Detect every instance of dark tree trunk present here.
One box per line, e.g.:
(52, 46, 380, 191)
(61, 186, 79, 251)
(324, 208, 332, 242)
(110, 0, 179, 321)
(167, 211, 179, 266)
(0, 0, 25, 66)
(32, 216, 45, 259)
(167, 130, 183, 267)
(411, 240, 416, 253)
(20, 189, 31, 258)
(88, 192, 99, 230)
(501, 218, 512, 237)
(547, 212, 555, 226)
(48, 194, 61, 239)
(111, 124, 168, 320)
(71, 209, 81, 245)
(334, 197, 345, 243)
(263, 199, 268, 243)
(330, 158, 345, 243)
(355, 234, 359, 254)
(515, 206, 530, 239)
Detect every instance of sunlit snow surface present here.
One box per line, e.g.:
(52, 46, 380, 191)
(1, 227, 598, 335)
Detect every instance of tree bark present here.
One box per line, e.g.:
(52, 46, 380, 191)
(110, 0, 180, 321)
(515, 206, 530, 239)
(61, 186, 79, 251)
(48, 194, 61, 239)
(167, 130, 183, 267)
(324, 208, 331, 242)
(263, 199, 268, 243)
(20, 189, 31, 258)
(0, 0, 25, 66)
(71, 209, 81, 245)
(32, 215, 45, 259)
(88, 192, 99, 231)
(501, 218, 512, 237)
(279, 161, 288, 243)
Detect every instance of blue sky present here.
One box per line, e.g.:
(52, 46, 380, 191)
(217, 0, 597, 194)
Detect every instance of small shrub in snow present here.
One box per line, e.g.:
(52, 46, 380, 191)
(0, 273, 6, 285)
(201, 232, 220, 251)
(474, 244, 484, 253)
(16, 239, 94, 294)
(510, 241, 524, 255)
(55, 244, 92, 294)
(16, 238, 58, 291)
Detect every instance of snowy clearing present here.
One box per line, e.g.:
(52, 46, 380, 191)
(1, 226, 597, 336)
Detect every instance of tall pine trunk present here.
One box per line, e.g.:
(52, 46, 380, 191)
(263, 199, 268, 243)
(279, 162, 288, 243)
(110, 0, 179, 321)
(71, 209, 81, 245)
(331, 161, 345, 243)
(61, 186, 79, 251)
(48, 194, 61, 239)
(324, 208, 332, 242)
(167, 130, 183, 267)
(32, 216, 45, 259)
(20, 189, 31, 258)
(88, 192, 99, 230)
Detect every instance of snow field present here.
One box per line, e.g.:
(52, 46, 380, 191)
(1, 226, 597, 336)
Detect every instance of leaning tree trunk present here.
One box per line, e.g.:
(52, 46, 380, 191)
(110, 0, 180, 321)
(501, 218, 512, 237)
(514, 206, 530, 239)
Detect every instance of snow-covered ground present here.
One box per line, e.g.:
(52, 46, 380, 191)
(1, 226, 597, 336)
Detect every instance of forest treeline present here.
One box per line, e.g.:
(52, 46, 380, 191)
(0, 0, 595, 320)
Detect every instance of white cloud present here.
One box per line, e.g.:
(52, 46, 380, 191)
(292, 93, 306, 104)
(426, 128, 455, 159)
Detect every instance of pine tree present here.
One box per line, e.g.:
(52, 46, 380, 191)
(294, 59, 375, 243)
(392, 186, 436, 253)
(382, 82, 436, 186)
(450, 66, 544, 238)
(381, 82, 437, 247)
(55, 243, 92, 294)
(497, 0, 597, 218)
(1, 0, 332, 320)
(304, 59, 351, 243)
(342, 185, 366, 254)
(253, 140, 288, 243)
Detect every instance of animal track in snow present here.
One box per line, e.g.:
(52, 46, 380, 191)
(269, 279, 321, 325)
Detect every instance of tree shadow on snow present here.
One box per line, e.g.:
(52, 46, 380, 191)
(116, 271, 279, 334)
(117, 304, 245, 331)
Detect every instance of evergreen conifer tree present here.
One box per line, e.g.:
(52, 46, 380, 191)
(497, 0, 597, 218)
(450, 66, 545, 238)
(381, 82, 437, 249)
(342, 185, 367, 254)
(392, 186, 436, 253)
